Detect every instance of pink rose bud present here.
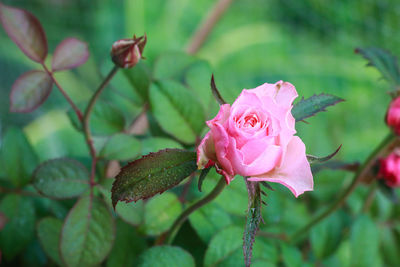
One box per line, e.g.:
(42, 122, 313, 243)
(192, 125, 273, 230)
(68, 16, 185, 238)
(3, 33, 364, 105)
(111, 35, 146, 68)
(386, 97, 400, 135)
(378, 151, 400, 187)
(197, 81, 313, 197)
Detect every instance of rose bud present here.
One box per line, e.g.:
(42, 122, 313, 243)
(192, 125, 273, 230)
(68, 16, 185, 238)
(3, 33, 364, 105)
(386, 96, 400, 135)
(378, 151, 400, 187)
(197, 81, 313, 197)
(111, 34, 146, 68)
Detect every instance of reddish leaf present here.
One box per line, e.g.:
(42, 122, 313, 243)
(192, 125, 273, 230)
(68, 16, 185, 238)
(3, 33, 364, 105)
(0, 4, 47, 63)
(10, 70, 53, 112)
(52, 38, 89, 71)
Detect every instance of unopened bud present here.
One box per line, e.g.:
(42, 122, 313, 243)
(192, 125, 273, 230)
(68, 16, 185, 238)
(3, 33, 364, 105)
(111, 35, 146, 68)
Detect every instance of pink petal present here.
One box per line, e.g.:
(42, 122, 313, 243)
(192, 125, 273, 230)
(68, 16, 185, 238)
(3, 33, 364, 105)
(206, 104, 230, 127)
(248, 136, 313, 197)
(210, 122, 234, 177)
(197, 131, 216, 169)
(250, 81, 298, 108)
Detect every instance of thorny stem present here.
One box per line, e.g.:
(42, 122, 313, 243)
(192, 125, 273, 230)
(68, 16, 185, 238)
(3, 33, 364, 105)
(165, 177, 226, 244)
(41, 64, 83, 121)
(83, 66, 119, 191)
(289, 133, 398, 243)
(186, 0, 234, 54)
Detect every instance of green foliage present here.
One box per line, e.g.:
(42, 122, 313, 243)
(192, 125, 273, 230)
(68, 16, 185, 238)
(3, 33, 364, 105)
(100, 133, 141, 161)
(112, 149, 197, 207)
(60, 197, 115, 267)
(0, 194, 36, 260)
(138, 245, 195, 267)
(123, 61, 152, 102)
(33, 158, 90, 199)
(292, 94, 344, 122)
(37, 217, 63, 265)
(0, 127, 39, 187)
(90, 101, 126, 136)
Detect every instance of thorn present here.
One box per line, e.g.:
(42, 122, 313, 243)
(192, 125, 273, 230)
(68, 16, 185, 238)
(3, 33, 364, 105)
(261, 190, 267, 196)
(262, 201, 267, 205)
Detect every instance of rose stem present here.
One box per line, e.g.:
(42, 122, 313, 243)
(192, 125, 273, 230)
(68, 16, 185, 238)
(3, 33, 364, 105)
(165, 176, 226, 244)
(41, 63, 83, 121)
(83, 66, 120, 194)
(289, 133, 398, 243)
(186, 0, 234, 54)
(361, 181, 378, 213)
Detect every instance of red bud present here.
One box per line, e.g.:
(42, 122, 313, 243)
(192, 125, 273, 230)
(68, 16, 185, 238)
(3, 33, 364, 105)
(111, 35, 146, 68)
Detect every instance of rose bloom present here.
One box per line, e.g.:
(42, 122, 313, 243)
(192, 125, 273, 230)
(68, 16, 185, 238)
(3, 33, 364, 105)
(386, 96, 400, 135)
(378, 151, 400, 187)
(197, 81, 313, 197)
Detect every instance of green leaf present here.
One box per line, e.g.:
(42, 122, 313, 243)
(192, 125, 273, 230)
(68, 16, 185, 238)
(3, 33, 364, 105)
(107, 220, 147, 267)
(154, 51, 196, 80)
(281, 243, 304, 267)
(350, 215, 380, 267)
(0, 127, 39, 187)
(243, 180, 263, 267)
(141, 137, 183, 156)
(380, 227, 400, 266)
(33, 158, 90, 199)
(99, 179, 144, 226)
(37, 217, 63, 265)
(292, 94, 344, 122)
(356, 47, 400, 86)
(149, 80, 206, 144)
(10, 70, 53, 112)
(123, 61, 152, 101)
(142, 192, 182, 236)
(60, 197, 115, 267)
(307, 145, 342, 164)
(91, 101, 126, 136)
(0, 194, 35, 261)
(138, 245, 195, 267)
(100, 133, 141, 161)
(0, 3, 48, 62)
(310, 212, 344, 259)
(188, 202, 232, 243)
(112, 149, 197, 207)
(198, 167, 211, 192)
(204, 226, 243, 267)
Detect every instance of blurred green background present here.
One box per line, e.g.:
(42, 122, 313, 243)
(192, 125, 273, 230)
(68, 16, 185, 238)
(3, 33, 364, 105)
(1, 0, 400, 265)
(1, 0, 399, 163)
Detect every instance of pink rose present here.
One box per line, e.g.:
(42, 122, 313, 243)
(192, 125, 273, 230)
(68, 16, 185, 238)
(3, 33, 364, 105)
(378, 151, 400, 187)
(386, 97, 400, 135)
(197, 81, 313, 197)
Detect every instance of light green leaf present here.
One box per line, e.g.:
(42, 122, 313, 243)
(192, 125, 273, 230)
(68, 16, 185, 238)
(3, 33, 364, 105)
(60, 197, 115, 267)
(0, 194, 35, 260)
(0, 127, 39, 187)
(142, 192, 182, 236)
(138, 245, 195, 267)
(141, 137, 183, 156)
(281, 243, 304, 267)
(153, 51, 196, 80)
(149, 81, 206, 144)
(37, 217, 63, 265)
(123, 61, 152, 102)
(91, 101, 126, 136)
(100, 133, 141, 161)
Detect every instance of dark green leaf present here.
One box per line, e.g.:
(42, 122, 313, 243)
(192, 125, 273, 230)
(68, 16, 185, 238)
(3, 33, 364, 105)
(0, 194, 35, 260)
(112, 149, 197, 207)
(107, 220, 147, 267)
(33, 158, 90, 199)
(138, 245, 195, 267)
(37, 217, 63, 265)
(60, 197, 115, 267)
(123, 61, 152, 101)
(378, 179, 399, 203)
(142, 192, 182, 236)
(0, 127, 39, 187)
(149, 80, 206, 144)
(243, 180, 263, 267)
(198, 167, 211, 192)
(350, 215, 380, 267)
(380, 227, 400, 266)
(356, 47, 400, 86)
(10, 70, 53, 112)
(100, 133, 141, 161)
(0, 3, 48, 62)
(280, 243, 304, 267)
(204, 226, 243, 267)
(307, 145, 342, 164)
(292, 94, 344, 122)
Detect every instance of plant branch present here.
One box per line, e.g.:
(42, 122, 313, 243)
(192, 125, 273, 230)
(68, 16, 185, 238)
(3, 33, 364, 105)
(289, 133, 398, 243)
(83, 66, 119, 188)
(165, 176, 226, 244)
(362, 181, 378, 213)
(186, 0, 234, 54)
(0, 186, 45, 198)
(42, 64, 83, 121)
